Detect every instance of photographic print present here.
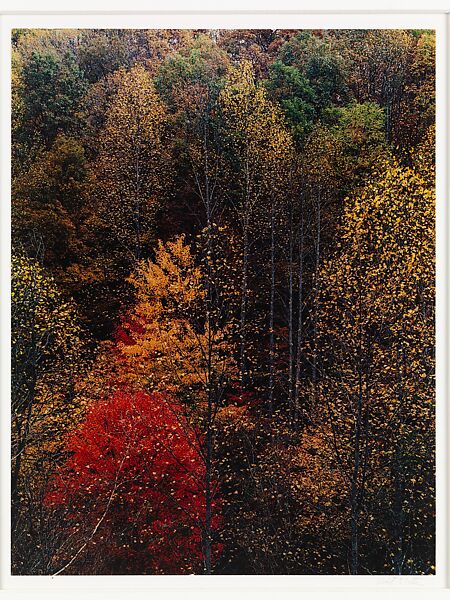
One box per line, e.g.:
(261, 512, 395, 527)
(10, 27, 436, 577)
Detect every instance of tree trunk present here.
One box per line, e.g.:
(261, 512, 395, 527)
(393, 338, 406, 575)
(312, 187, 321, 394)
(350, 370, 363, 575)
(134, 128, 142, 261)
(204, 403, 213, 574)
(201, 118, 214, 574)
(288, 201, 294, 423)
(350, 257, 365, 575)
(268, 200, 275, 413)
(294, 193, 304, 429)
(240, 221, 249, 388)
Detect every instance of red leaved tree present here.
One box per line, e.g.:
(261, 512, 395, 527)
(45, 390, 222, 574)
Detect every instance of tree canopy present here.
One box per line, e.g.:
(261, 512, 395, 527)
(11, 28, 435, 576)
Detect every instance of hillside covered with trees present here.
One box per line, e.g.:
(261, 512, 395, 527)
(11, 28, 435, 576)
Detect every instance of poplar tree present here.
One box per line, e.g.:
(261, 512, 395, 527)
(316, 138, 435, 574)
(95, 64, 170, 265)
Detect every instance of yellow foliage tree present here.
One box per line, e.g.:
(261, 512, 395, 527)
(313, 137, 435, 574)
(11, 253, 89, 557)
(219, 62, 295, 396)
(95, 64, 170, 264)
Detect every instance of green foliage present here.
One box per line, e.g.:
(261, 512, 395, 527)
(155, 34, 230, 116)
(15, 49, 87, 153)
(14, 134, 88, 208)
(265, 60, 316, 141)
(12, 134, 91, 288)
(77, 30, 144, 83)
(278, 31, 349, 111)
(324, 101, 387, 189)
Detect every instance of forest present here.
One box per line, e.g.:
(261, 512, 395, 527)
(11, 28, 435, 576)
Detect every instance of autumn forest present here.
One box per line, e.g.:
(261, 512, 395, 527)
(11, 28, 435, 576)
